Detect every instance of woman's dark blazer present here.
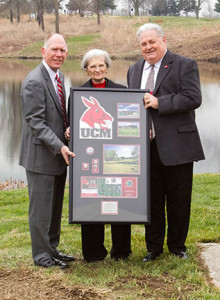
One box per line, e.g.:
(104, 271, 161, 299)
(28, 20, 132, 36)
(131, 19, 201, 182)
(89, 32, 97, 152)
(68, 78, 126, 117)
(81, 78, 126, 89)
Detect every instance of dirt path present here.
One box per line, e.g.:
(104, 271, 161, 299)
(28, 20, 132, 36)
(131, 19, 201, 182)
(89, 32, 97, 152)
(0, 266, 197, 299)
(0, 267, 110, 300)
(1, 253, 219, 300)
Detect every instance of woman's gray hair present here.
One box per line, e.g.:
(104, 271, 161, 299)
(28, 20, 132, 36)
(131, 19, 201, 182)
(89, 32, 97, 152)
(81, 49, 111, 70)
(136, 23, 164, 41)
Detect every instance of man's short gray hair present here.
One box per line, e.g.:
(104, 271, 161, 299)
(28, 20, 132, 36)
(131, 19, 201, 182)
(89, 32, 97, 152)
(43, 33, 68, 51)
(81, 49, 111, 70)
(136, 23, 164, 41)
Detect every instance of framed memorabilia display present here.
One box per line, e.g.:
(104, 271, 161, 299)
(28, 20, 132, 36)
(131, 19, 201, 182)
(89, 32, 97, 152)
(69, 88, 150, 224)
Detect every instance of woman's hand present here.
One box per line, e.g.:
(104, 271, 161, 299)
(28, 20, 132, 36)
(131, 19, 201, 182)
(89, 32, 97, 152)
(65, 126, 70, 141)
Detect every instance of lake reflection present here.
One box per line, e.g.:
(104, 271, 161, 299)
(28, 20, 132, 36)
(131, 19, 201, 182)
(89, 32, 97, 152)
(0, 59, 219, 182)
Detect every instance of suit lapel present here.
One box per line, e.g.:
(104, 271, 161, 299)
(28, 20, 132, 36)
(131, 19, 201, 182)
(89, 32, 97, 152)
(134, 59, 145, 89)
(154, 50, 173, 95)
(40, 63, 63, 116)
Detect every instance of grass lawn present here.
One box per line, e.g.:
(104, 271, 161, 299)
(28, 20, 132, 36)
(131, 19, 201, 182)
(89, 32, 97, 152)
(17, 34, 100, 58)
(0, 173, 220, 299)
(118, 127, 139, 137)
(104, 160, 139, 174)
(1, 15, 219, 62)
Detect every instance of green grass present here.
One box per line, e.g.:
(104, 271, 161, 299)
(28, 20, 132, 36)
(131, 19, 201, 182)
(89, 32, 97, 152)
(134, 15, 220, 29)
(0, 174, 220, 299)
(118, 127, 139, 136)
(66, 34, 100, 57)
(7, 15, 220, 62)
(17, 34, 100, 57)
(104, 160, 139, 174)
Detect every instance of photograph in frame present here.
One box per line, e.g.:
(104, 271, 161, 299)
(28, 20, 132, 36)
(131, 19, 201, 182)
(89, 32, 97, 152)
(103, 144, 140, 175)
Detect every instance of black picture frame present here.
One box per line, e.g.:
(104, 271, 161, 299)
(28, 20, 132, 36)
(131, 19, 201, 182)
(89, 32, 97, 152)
(69, 87, 150, 224)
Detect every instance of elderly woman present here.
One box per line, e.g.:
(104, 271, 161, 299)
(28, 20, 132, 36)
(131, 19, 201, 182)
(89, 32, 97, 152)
(80, 49, 131, 262)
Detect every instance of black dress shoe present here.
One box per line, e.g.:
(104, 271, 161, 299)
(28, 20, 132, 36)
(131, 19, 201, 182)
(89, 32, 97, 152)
(51, 258, 69, 269)
(35, 258, 69, 269)
(143, 252, 161, 262)
(172, 251, 188, 259)
(56, 251, 75, 262)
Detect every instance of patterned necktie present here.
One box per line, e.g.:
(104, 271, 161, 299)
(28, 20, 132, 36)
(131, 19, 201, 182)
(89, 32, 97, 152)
(145, 64, 155, 92)
(55, 74, 68, 128)
(145, 65, 155, 138)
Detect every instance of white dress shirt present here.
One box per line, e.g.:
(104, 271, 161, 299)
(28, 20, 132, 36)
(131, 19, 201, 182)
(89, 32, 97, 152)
(42, 60, 60, 94)
(140, 59, 162, 90)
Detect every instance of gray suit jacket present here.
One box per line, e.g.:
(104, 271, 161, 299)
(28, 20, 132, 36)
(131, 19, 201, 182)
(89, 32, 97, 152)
(127, 50, 205, 166)
(19, 63, 67, 175)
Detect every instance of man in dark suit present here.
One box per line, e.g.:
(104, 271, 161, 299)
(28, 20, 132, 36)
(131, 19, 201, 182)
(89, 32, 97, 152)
(127, 23, 205, 261)
(19, 33, 75, 269)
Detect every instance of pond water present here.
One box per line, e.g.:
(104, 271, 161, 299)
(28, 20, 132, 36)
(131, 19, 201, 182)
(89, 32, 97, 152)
(0, 59, 219, 182)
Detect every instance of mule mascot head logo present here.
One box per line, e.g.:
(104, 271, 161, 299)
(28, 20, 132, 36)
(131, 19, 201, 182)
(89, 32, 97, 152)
(80, 96, 114, 139)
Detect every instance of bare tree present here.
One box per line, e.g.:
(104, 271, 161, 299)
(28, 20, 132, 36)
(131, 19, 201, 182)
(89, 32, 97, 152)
(128, 0, 147, 16)
(54, 0, 59, 33)
(10, 7, 13, 22)
(66, 0, 91, 16)
(36, 0, 45, 31)
(93, 0, 116, 24)
(0, 0, 30, 22)
(16, 0, 20, 22)
(9, 0, 13, 22)
(95, 0, 101, 24)
(194, 0, 205, 19)
(0, 0, 14, 22)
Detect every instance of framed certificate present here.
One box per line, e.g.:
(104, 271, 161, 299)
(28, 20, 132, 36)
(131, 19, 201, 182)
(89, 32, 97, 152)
(69, 88, 150, 224)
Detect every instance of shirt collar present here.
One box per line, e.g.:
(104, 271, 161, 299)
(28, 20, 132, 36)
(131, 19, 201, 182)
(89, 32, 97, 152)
(42, 60, 60, 79)
(143, 50, 167, 70)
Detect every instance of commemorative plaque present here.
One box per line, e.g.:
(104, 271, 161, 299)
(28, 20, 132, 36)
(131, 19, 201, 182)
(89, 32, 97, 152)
(69, 88, 150, 224)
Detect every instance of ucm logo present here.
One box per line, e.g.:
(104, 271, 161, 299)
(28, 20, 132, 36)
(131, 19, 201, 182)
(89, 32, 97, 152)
(80, 96, 114, 139)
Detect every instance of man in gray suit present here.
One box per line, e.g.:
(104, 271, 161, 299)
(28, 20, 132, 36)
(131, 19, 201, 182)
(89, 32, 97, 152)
(19, 33, 75, 269)
(127, 23, 204, 261)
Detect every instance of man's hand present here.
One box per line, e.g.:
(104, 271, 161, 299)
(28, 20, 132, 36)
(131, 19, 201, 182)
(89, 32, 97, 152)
(60, 145, 75, 165)
(143, 93, 159, 109)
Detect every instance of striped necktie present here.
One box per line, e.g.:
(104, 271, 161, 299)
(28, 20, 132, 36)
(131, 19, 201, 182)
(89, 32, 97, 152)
(55, 74, 68, 128)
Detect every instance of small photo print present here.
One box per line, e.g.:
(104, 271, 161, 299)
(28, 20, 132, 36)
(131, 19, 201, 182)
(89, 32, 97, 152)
(103, 144, 140, 174)
(118, 121, 140, 137)
(117, 103, 140, 118)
